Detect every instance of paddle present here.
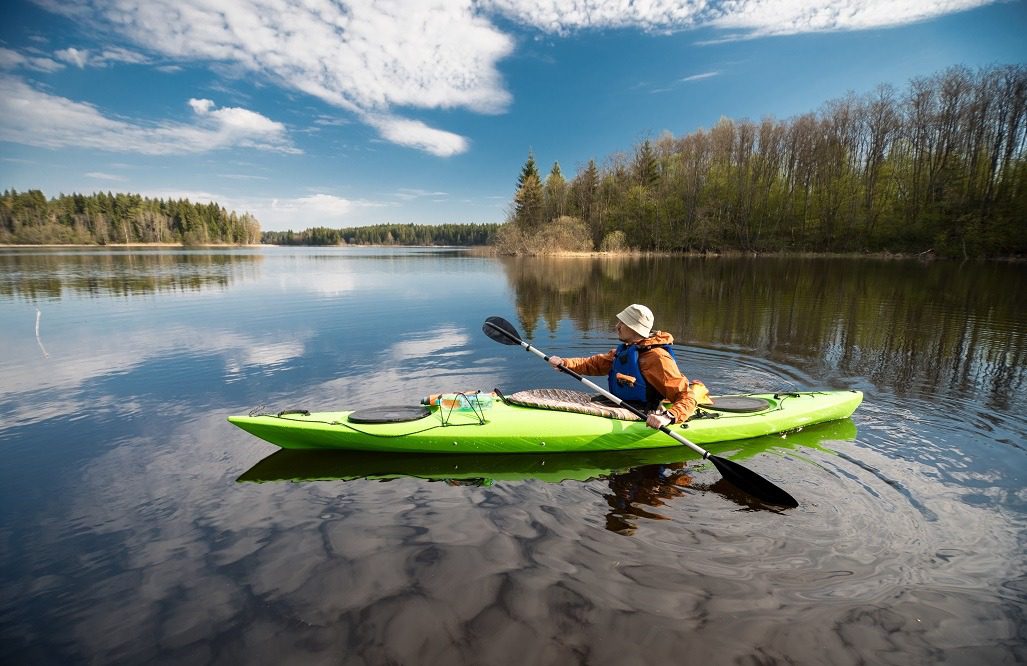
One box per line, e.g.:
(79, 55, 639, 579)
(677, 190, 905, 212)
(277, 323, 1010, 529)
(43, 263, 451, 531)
(482, 316, 799, 508)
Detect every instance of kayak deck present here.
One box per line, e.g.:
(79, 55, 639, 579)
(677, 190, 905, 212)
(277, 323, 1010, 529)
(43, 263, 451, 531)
(228, 390, 863, 453)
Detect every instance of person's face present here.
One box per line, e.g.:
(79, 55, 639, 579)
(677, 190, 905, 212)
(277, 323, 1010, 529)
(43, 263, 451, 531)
(615, 320, 635, 342)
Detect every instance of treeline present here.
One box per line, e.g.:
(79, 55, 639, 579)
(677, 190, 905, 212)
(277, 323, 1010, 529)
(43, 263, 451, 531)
(262, 222, 500, 246)
(0, 190, 261, 245)
(504, 64, 1027, 257)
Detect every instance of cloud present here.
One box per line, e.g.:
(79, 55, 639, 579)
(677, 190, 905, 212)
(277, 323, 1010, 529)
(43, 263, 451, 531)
(55, 47, 89, 67)
(288, 194, 355, 217)
(364, 114, 469, 157)
(113, 189, 382, 230)
(483, 0, 706, 32)
(218, 173, 270, 181)
(483, 0, 994, 36)
(250, 193, 378, 228)
(26, 0, 994, 156)
(681, 71, 719, 82)
(84, 171, 127, 181)
(36, 0, 514, 157)
(188, 98, 215, 115)
(0, 76, 298, 155)
(395, 188, 449, 201)
(54, 46, 149, 68)
(0, 46, 64, 72)
(701, 0, 994, 37)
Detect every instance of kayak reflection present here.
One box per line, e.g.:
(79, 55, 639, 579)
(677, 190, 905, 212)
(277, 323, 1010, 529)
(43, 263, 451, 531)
(238, 419, 857, 530)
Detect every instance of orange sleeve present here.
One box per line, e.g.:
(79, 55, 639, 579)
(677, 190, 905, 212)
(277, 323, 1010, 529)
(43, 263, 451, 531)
(561, 349, 617, 377)
(639, 349, 696, 423)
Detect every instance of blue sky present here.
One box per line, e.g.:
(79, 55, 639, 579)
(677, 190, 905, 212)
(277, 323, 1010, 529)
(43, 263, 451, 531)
(1, 0, 1025, 231)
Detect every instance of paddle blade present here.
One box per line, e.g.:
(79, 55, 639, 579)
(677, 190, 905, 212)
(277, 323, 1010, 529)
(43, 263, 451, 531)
(708, 455, 799, 508)
(482, 316, 522, 345)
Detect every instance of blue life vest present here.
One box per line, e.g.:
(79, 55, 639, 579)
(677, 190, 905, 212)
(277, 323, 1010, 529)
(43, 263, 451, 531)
(608, 342, 676, 409)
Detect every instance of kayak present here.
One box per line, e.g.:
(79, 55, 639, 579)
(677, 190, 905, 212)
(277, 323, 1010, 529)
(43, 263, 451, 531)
(237, 417, 859, 483)
(228, 389, 862, 454)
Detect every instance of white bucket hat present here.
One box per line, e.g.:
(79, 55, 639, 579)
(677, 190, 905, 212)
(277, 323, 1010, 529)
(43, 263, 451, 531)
(616, 304, 654, 337)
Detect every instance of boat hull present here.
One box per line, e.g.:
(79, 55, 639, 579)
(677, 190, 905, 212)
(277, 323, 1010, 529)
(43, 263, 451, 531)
(228, 390, 863, 453)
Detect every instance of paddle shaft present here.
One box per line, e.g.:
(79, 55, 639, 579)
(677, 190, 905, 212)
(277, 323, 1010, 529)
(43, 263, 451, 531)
(503, 330, 711, 459)
(483, 316, 798, 507)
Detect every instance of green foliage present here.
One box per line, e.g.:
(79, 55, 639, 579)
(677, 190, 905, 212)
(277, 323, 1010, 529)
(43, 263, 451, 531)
(261, 222, 499, 246)
(506, 64, 1027, 257)
(513, 152, 544, 230)
(0, 190, 260, 245)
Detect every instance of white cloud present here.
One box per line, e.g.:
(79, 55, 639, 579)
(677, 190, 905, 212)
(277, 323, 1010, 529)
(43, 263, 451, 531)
(395, 188, 449, 201)
(364, 114, 469, 157)
(37, 0, 515, 157)
(55, 45, 150, 68)
(0, 46, 64, 72)
(120, 189, 381, 229)
(218, 173, 270, 181)
(288, 194, 354, 217)
(0, 76, 298, 155)
(681, 71, 719, 82)
(26, 0, 995, 156)
(243, 193, 368, 229)
(85, 171, 127, 181)
(702, 0, 993, 37)
(55, 47, 89, 67)
(482, 0, 706, 32)
(188, 98, 215, 114)
(483, 0, 994, 36)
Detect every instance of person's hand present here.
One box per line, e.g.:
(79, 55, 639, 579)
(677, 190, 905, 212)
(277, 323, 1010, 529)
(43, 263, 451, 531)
(548, 355, 564, 369)
(646, 410, 673, 429)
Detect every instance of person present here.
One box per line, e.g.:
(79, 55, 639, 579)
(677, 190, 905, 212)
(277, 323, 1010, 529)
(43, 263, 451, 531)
(547, 304, 698, 429)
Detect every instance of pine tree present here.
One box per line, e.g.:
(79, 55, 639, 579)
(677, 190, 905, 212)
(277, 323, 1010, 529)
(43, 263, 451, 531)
(514, 153, 544, 230)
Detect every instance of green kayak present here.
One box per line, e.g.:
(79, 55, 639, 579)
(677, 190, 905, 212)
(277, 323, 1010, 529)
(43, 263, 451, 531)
(228, 389, 862, 454)
(237, 417, 858, 484)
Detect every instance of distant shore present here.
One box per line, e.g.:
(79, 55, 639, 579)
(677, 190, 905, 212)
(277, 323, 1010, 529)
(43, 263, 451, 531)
(2, 243, 1021, 261)
(0, 243, 263, 248)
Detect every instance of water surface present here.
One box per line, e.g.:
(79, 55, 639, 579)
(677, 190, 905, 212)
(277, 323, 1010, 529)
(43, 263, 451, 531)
(1, 247, 1024, 664)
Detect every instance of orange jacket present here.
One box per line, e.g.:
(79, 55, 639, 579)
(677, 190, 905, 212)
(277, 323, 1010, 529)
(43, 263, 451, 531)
(561, 331, 697, 423)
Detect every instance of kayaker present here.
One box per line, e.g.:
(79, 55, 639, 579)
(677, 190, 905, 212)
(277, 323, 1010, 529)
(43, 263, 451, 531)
(547, 304, 697, 429)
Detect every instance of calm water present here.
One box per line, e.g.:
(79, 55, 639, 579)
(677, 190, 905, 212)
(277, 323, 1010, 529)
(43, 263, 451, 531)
(1, 247, 1024, 664)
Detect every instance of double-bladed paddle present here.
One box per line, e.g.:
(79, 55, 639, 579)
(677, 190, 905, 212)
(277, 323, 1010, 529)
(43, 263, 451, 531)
(482, 316, 799, 508)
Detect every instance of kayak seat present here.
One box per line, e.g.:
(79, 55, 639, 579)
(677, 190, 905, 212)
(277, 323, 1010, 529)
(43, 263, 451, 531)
(348, 406, 430, 424)
(706, 396, 772, 413)
(506, 389, 642, 421)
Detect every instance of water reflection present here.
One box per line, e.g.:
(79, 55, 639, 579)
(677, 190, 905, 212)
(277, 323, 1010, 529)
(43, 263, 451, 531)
(0, 248, 262, 299)
(501, 256, 1027, 409)
(1, 248, 1024, 664)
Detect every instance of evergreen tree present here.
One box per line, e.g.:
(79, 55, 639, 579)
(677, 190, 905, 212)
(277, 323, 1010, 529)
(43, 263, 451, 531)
(0, 190, 259, 245)
(514, 152, 544, 230)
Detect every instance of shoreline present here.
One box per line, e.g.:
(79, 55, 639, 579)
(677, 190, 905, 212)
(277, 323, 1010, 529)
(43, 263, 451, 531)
(0, 243, 262, 248)
(1, 243, 1021, 261)
(474, 247, 1026, 262)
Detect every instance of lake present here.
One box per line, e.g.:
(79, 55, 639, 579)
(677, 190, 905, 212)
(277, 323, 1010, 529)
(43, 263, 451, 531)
(1, 247, 1024, 664)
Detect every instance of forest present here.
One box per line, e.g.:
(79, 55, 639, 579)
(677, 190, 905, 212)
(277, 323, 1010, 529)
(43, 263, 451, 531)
(501, 64, 1027, 258)
(0, 190, 261, 245)
(262, 223, 500, 246)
